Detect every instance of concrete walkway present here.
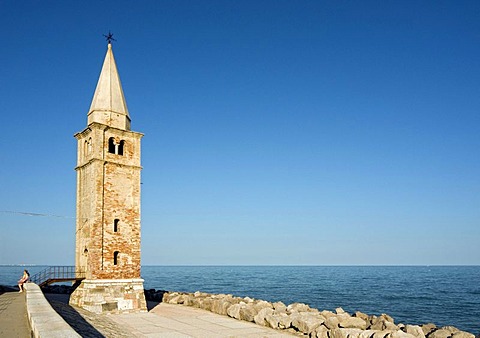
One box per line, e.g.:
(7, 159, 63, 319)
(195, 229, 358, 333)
(45, 294, 297, 337)
(0, 290, 31, 337)
(110, 303, 297, 338)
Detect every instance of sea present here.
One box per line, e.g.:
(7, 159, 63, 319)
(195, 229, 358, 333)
(1, 265, 479, 334)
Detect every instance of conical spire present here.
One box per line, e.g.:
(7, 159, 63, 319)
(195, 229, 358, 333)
(87, 43, 131, 130)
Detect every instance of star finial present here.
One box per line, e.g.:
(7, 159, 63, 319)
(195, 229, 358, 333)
(103, 31, 116, 44)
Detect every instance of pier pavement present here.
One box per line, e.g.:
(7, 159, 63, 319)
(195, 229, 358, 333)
(45, 293, 297, 337)
(0, 289, 31, 337)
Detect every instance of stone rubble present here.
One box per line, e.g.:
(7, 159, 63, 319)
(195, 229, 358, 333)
(148, 290, 475, 338)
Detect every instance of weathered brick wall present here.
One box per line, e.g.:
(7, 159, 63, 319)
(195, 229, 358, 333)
(101, 162, 141, 279)
(75, 123, 143, 280)
(75, 160, 104, 279)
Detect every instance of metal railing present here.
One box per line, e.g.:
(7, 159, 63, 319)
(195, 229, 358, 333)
(30, 266, 86, 287)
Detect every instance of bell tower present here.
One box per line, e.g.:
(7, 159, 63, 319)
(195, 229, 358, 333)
(69, 41, 147, 313)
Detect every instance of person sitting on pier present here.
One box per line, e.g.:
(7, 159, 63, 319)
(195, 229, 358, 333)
(18, 270, 29, 293)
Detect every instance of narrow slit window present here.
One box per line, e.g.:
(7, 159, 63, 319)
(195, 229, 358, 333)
(108, 137, 116, 154)
(88, 138, 92, 154)
(114, 219, 119, 232)
(114, 251, 119, 265)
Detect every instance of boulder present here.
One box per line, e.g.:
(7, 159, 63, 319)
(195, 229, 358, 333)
(193, 291, 207, 297)
(288, 302, 311, 313)
(265, 313, 280, 329)
(167, 294, 182, 304)
(227, 303, 242, 319)
(441, 327, 460, 334)
(201, 297, 213, 311)
(291, 312, 324, 334)
(358, 330, 378, 338)
(254, 307, 273, 326)
(162, 292, 174, 301)
(277, 313, 292, 329)
(273, 301, 287, 313)
(331, 328, 364, 338)
(373, 330, 395, 338)
(385, 322, 400, 331)
(370, 318, 388, 330)
(244, 296, 254, 303)
(239, 304, 257, 322)
(428, 329, 453, 338)
(421, 324, 437, 336)
(451, 332, 475, 338)
(391, 330, 416, 338)
(321, 310, 337, 318)
(254, 300, 273, 312)
(339, 316, 368, 330)
(211, 298, 232, 315)
(370, 317, 398, 331)
(405, 325, 426, 338)
(337, 313, 353, 322)
(183, 294, 192, 304)
(191, 297, 202, 308)
(325, 316, 340, 329)
(382, 314, 395, 323)
(313, 325, 329, 338)
(355, 311, 370, 321)
(183, 295, 194, 306)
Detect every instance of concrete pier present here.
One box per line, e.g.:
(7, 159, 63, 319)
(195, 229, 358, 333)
(0, 289, 31, 337)
(41, 287, 297, 337)
(1, 283, 295, 337)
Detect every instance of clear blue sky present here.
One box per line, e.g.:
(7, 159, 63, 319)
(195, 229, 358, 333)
(1, 1, 479, 265)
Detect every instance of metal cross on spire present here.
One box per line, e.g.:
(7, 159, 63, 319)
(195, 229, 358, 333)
(103, 31, 116, 44)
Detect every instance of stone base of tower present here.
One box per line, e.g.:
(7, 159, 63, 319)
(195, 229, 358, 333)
(69, 279, 147, 314)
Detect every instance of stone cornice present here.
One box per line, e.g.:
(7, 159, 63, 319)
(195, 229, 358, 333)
(75, 122, 143, 139)
(74, 127, 93, 140)
(75, 158, 142, 171)
(80, 279, 145, 284)
(94, 122, 144, 138)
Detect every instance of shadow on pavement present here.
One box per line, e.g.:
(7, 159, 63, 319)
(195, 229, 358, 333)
(147, 300, 160, 311)
(44, 294, 106, 338)
(0, 285, 18, 296)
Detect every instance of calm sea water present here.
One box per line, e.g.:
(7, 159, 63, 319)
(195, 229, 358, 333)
(1, 265, 479, 334)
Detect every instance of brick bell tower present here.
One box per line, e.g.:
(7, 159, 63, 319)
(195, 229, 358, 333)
(69, 41, 147, 313)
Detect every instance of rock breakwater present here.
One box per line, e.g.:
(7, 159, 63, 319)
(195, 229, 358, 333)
(148, 290, 475, 338)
